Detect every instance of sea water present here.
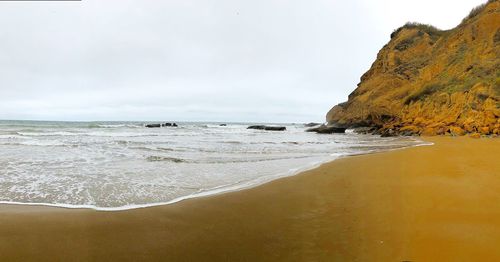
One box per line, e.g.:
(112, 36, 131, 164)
(0, 120, 427, 210)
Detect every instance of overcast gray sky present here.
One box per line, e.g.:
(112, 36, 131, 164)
(0, 0, 486, 122)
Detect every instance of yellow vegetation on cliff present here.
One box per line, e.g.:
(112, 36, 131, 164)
(327, 0, 499, 136)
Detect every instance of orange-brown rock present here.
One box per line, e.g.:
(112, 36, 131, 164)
(399, 125, 421, 135)
(326, 0, 499, 136)
(449, 126, 466, 136)
(421, 127, 438, 136)
(480, 126, 491, 134)
(470, 133, 482, 138)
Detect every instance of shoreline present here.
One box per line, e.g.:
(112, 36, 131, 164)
(1, 136, 499, 261)
(0, 157, 340, 212)
(0, 137, 431, 212)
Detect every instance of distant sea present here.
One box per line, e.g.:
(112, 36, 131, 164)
(0, 120, 427, 210)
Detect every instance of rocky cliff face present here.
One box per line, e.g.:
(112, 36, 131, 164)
(327, 0, 500, 136)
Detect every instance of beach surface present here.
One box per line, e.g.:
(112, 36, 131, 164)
(1, 136, 499, 261)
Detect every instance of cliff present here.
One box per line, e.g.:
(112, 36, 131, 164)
(327, 0, 500, 136)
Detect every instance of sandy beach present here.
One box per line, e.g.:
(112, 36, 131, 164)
(0, 136, 499, 261)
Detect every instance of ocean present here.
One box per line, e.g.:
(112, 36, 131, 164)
(0, 120, 427, 210)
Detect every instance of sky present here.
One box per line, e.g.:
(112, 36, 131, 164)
(0, 0, 487, 123)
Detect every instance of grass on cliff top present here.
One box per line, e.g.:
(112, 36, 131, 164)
(391, 22, 444, 39)
(462, 0, 497, 24)
(392, 0, 497, 39)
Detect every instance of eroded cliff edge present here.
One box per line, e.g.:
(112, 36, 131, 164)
(327, 0, 500, 136)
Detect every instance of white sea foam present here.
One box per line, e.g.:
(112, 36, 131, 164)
(0, 134, 27, 139)
(0, 156, 338, 211)
(0, 120, 429, 211)
(97, 124, 142, 128)
(17, 131, 79, 137)
(18, 140, 66, 146)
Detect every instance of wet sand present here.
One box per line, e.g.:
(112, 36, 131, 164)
(0, 137, 499, 261)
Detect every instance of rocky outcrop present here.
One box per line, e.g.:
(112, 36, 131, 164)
(306, 125, 346, 134)
(327, 0, 500, 136)
(247, 125, 287, 131)
(146, 123, 178, 128)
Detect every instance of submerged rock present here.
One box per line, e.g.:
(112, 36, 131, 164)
(147, 156, 184, 163)
(146, 123, 178, 128)
(264, 126, 286, 131)
(380, 129, 397, 137)
(304, 122, 322, 127)
(247, 125, 286, 131)
(247, 125, 266, 130)
(352, 126, 377, 134)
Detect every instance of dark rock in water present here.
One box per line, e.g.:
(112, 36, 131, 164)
(219, 124, 227, 126)
(264, 126, 286, 131)
(247, 125, 286, 131)
(147, 123, 178, 128)
(380, 129, 397, 137)
(247, 125, 266, 130)
(306, 125, 346, 134)
(400, 129, 418, 136)
(304, 122, 322, 127)
(352, 126, 376, 134)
